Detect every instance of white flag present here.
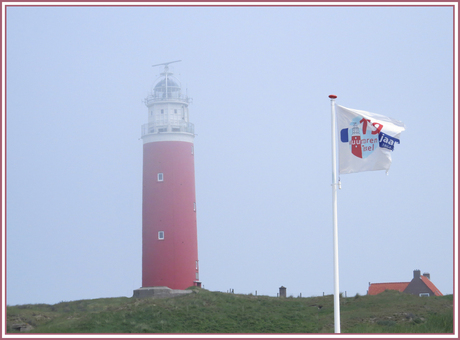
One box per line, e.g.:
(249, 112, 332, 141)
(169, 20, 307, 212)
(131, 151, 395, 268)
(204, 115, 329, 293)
(336, 105, 405, 174)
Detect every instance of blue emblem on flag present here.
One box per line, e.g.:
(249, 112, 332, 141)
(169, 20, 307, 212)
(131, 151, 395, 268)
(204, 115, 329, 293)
(340, 117, 379, 159)
(379, 132, 400, 151)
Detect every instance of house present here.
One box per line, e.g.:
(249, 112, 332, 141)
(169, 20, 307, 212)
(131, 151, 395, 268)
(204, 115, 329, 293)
(368, 270, 443, 297)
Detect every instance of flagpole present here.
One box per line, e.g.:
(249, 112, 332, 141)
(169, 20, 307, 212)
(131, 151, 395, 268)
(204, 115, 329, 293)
(329, 94, 341, 333)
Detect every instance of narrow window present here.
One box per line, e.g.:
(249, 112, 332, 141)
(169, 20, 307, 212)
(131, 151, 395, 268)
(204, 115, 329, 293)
(158, 231, 164, 240)
(161, 109, 164, 114)
(191, 145, 194, 154)
(157, 173, 164, 182)
(196, 260, 199, 270)
(174, 109, 177, 114)
(194, 202, 196, 211)
(195, 272, 199, 280)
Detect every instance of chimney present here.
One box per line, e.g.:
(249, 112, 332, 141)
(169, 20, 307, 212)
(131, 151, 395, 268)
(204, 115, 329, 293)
(422, 272, 431, 280)
(413, 269, 421, 279)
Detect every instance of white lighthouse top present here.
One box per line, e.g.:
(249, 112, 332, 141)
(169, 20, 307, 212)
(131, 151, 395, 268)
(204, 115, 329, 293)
(141, 61, 194, 144)
(144, 60, 190, 106)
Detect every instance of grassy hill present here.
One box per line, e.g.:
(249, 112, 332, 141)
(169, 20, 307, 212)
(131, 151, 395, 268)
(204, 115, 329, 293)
(6, 288, 453, 334)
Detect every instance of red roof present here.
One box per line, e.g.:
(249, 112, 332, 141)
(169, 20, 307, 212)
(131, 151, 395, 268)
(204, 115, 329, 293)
(421, 276, 443, 296)
(368, 282, 409, 295)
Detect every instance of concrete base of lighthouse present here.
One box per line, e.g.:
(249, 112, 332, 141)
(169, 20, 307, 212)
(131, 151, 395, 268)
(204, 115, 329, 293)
(133, 286, 193, 299)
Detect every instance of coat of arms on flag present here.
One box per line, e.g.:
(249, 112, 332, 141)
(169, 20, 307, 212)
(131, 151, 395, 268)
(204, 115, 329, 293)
(336, 105, 405, 175)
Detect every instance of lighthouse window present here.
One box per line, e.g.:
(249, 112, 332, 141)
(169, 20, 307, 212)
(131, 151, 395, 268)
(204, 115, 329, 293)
(194, 202, 196, 211)
(161, 109, 164, 114)
(158, 231, 164, 240)
(157, 173, 164, 182)
(174, 109, 177, 114)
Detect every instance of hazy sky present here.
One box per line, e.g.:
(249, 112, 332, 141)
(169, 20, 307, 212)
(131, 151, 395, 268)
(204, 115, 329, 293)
(4, 3, 455, 306)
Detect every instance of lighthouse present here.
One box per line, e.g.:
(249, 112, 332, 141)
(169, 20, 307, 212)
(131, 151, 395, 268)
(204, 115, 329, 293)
(134, 61, 200, 297)
(350, 122, 362, 158)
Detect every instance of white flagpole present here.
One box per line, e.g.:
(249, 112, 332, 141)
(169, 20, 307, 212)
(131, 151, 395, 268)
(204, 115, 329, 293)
(329, 94, 341, 333)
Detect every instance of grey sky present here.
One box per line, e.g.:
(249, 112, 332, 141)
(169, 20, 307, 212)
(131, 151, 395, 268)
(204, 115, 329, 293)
(5, 4, 455, 305)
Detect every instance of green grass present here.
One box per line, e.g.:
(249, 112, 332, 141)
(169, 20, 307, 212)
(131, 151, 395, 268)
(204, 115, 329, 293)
(6, 288, 453, 334)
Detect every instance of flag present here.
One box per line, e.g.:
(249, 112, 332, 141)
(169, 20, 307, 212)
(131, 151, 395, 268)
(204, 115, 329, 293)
(336, 105, 405, 174)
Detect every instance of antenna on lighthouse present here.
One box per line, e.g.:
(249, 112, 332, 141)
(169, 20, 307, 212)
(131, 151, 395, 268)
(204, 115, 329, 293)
(152, 60, 182, 69)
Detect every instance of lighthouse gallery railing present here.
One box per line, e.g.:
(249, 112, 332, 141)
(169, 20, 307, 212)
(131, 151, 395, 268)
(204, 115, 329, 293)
(141, 122, 194, 137)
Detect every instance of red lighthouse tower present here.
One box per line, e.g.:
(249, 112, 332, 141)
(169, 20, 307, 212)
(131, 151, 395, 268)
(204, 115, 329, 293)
(135, 61, 200, 296)
(350, 122, 362, 158)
